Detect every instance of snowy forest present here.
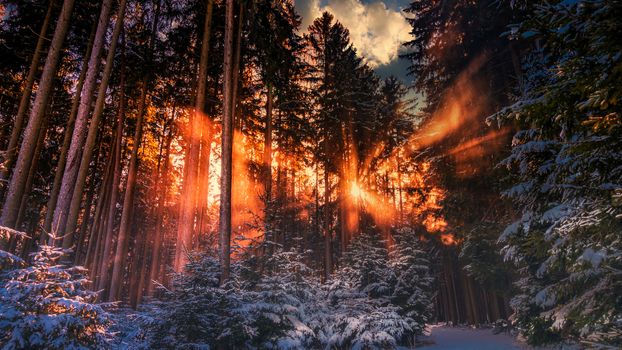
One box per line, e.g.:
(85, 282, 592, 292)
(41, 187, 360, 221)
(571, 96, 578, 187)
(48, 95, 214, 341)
(0, 0, 620, 348)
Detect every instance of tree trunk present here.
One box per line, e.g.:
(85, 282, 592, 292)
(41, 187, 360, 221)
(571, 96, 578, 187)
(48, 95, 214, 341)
(263, 85, 273, 213)
(230, 2, 244, 130)
(129, 224, 147, 308)
(0, 0, 55, 193)
(95, 31, 126, 293)
(219, 0, 236, 283)
(14, 110, 49, 233)
(107, 0, 159, 299)
(62, 0, 127, 249)
(51, 0, 114, 242)
(147, 111, 174, 296)
(91, 132, 117, 289)
(174, 0, 214, 272)
(42, 24, 96, 243)
(323, 166, 332, 280)
(0, 0, 76, 243)
(197, 119, 212, 245)
(73, 177, 97, 264)
(108, 81, 147, 301)
(84, 139, 114, 275)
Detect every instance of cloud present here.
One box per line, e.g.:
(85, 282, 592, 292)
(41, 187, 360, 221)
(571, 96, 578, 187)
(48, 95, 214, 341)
(296, 0, 411, 68)
(297, 0, 322, 31)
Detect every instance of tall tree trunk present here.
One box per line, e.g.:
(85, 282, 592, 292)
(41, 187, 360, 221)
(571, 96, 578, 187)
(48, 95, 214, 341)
(147, 111, 174, 296)
(174, 0, 214, 272)
(197, 80, 218, 247)
(0, 0, 76, 247)
(129, 223, 147, 308)
(92, 126, 120, 291)
(108, 82, 147, 301)
(134, 122, 165, 305)
(62, 0, 127, 249)
(230, 2, 244, 129)
(219, 0, 236, 283)
(9, 107, 50, 254)
(14, 114, 49, 233)
(74, 177, 97, 264)
(95, 33, 125, 292)
(84, 139, 114, 274)
(263, 86, 273, 218)
(0, 0, 55, 193)
(107, 0, 160, 300)
(51, 0, 114, 242)
(197, 121, 212, 245)
(323, 166, 332, 281)
(42, 24, 96, 243)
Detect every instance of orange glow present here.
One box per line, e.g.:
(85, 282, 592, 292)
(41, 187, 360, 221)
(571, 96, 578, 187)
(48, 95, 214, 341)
(447, 128, 511, 177)
(440, 233, 459, 245)
(423, 214, 448, 232)
(446, 128, 510, 157)
(231, 131, 263, 248)
(349, 182, 364, 201)
(400, 54, 489, 154)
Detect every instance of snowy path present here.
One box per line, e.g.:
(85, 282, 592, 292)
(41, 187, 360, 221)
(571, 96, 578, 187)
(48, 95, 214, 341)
(417, 325, 529, 350)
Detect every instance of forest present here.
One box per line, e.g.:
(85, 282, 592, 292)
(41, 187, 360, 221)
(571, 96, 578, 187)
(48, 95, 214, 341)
(0, 0, 620, 349)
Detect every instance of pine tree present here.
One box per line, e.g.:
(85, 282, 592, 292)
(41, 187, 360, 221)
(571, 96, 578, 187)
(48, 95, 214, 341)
(339, 229, 394, 301)
(390, 227, 434, 337)
(488, 0, 622, 346)
(0, 238, 111, 349)
(147, 251, 239, 349)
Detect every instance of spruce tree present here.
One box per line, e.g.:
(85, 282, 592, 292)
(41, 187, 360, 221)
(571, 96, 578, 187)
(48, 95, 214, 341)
(488, 0, 622, 346)
(390, 227, 434, 336)
(0, 238, 111, 349)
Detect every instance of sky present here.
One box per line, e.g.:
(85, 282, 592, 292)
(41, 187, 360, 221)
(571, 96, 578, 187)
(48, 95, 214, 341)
(294, 0, 413, 84)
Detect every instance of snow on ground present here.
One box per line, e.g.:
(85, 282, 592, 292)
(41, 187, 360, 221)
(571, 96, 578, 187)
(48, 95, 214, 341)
(416, 325, 529, 350)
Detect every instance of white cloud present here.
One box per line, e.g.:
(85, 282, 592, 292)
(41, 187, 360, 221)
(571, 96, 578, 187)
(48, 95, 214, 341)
(295, 0, 411, 67)
(297, 0, 322, 31)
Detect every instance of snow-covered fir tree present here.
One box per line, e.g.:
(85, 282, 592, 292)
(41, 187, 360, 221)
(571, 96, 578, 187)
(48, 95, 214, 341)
(390, 227, 434, 337)
(0, 238, 111, 349)
(339, 228, 395, 301)
(237, 243, 320, 349)
(146, 250, 253, 349)
(320, 228, 425, 349)
(488, 0, 622, 346)
(320, 277, 414, 350)
(140, 236, 431, 349)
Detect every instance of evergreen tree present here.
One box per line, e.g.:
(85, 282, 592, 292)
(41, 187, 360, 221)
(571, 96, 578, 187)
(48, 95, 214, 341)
(0, 238, 111, 349)
(390, 227, 434, 337)
(488, 0, 622, 346)
(339, 229, 394, 301)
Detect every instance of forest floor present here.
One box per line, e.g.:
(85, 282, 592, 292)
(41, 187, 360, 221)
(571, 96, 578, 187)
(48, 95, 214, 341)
(415, 324, 530, 349)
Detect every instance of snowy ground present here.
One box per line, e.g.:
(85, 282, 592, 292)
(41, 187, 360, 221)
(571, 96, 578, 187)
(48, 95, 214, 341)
(416, 325, 529, 350)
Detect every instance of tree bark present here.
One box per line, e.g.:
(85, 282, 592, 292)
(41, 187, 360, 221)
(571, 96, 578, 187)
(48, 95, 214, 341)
(84, 139, 114, 275)
(14, 113, 49, 232)
(51, 0, 114, 242)
(95, 32, 125, 293)
(108, 81, 147, 301)
(108, 0, 160, 301)
(0, 0, 55, 193)
(42, 24, 96, 243)
(73, 176, 97, 264)
(263, 85, 273, 210)
(0, 0, 76, 247)
(230, 2, 244, 130)
(175, 0, 214, 272)
(62, 0, 127, 249)
(219, 0, 236, 283)
(323, 166, 332, 280)
(147, 110, 174, 296)
(93, 123, 120, 291)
